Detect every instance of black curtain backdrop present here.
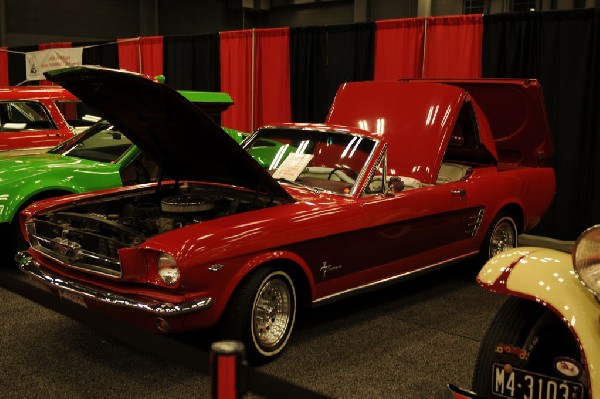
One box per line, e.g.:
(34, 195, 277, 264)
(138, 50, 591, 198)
(290, 26, 328, 122)
(483, 9, 600, 240)
(482, 12, 543, 78)
(289, 23, 374, 123)
(163, 33, 220, 91)
(80, 41, 119, 69)
(8, 45, 37, 85)
(325, 23, 375, 119)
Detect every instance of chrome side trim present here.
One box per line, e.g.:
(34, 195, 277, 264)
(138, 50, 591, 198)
(18, 253, 212, 315)
(313, 251, 478, 306)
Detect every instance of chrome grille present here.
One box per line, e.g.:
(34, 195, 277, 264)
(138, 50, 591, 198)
(28, 219, 124, 278)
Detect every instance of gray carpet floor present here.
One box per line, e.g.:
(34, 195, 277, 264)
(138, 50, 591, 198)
(0, 258, 509, 399)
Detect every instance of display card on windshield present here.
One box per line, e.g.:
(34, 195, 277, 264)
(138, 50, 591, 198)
(272, 153, 313, 181)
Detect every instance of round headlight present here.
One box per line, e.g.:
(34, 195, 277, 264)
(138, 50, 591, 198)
(573, 225, 600, 295)
(157, 252, 180, 286)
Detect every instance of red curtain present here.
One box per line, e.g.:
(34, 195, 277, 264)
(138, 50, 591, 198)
(117, 36, 164, 78)
(254, 28, 291, 128)
(423, 14, 483, 78)
(0, 48, 8, 86)
(117, 38, 139, 72)
(220, 29, 291, 133)
(220, 30, 253, 133)
(38, 42, 72, 85)
(139, 36, 164, 78)
(374, 18, 426, 80)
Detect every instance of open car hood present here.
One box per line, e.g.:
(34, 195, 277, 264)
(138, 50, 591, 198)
(409, 79, 553, 167)
(44, 66, 293, 202)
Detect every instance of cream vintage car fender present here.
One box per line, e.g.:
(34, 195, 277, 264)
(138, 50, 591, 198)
(477, 246, 598, 398)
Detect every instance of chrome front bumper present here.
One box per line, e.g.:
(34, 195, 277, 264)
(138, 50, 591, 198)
(17, 252, 212, 315)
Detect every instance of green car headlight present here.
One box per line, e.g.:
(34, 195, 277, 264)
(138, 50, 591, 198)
(573, 225, 600, 295)
(157, 252, 180, 287)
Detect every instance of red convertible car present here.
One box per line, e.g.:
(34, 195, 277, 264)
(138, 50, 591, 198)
(17, 67, 555, 363)
(0, 86, 94, 155)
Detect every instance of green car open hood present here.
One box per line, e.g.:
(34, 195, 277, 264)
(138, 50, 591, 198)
(44, 66, 293, 203)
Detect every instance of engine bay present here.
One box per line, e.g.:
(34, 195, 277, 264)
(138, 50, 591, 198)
(34, 183, 278, 246)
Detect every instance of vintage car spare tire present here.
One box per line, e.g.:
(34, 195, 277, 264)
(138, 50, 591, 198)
(220, 267, 297, 364)
(472, 297, 586, 398)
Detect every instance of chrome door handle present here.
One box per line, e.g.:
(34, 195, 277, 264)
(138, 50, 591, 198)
(450, 189, 466, 196)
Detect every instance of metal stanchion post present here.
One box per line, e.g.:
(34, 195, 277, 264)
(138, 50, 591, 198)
(210, 340, 247, 399)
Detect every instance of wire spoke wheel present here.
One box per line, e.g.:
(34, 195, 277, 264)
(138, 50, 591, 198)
(489, 218, 517, 258)
(252, 277, 292, 348)
(479, 213, 518, 264)
(221, 268, 297, 364)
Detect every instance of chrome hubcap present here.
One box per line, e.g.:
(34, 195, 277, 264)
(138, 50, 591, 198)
(489, 219, 516, 258)
(253, 278, 291, 348)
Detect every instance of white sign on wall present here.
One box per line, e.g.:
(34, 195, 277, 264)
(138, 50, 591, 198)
(25, 47, 84, 81)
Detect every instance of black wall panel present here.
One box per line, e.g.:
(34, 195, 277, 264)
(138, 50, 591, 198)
(5, 0, 139, 46)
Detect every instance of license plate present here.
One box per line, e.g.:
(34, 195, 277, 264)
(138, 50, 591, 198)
(492, 363, 584, 399)
(58, 290, 88, 308)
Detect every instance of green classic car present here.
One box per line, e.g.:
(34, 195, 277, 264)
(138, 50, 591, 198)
(0, 91, 250, 261)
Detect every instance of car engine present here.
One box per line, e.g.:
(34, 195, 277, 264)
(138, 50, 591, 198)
(25, 184, 277, 277)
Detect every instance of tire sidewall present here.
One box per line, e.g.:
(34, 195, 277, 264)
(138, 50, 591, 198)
(220, 267, 298, 364)
(472, 297, 584, 396)
(473, 298, 545, 395)
(250, 270, 297, 358)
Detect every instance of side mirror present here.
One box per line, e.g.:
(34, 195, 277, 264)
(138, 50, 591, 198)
(387, 176, 404, 194)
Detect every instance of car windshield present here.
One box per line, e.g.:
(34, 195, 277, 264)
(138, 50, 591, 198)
(244, 127, 377, 195)
(48, 121, 134, 163)
(54, 100, 101, 133)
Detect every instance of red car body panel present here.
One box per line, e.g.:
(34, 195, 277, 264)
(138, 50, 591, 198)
(21, 167, 555, 333)
(18, 70, 556, 341)
(327, 81, 486, 184)
(0, 86, 79, 153)
(401, 78, 554, 167)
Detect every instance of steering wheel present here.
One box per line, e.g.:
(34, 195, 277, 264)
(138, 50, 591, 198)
(327, 166, 358, 181)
